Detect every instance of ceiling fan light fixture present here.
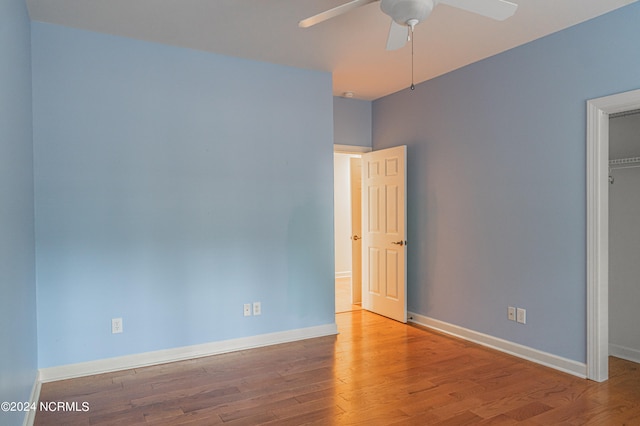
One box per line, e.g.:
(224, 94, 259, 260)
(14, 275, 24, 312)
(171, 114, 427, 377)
(380, 0, 434, 26)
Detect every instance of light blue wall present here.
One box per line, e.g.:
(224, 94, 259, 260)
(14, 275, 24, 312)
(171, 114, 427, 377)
(334, 97, 372, 147)
(0, 0, 38, 423)
(372, 2, 640, 363)
(32, 23, 335, 368)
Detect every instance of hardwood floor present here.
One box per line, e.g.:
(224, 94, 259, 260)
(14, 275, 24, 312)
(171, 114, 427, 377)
(335, 277, 362, 313)
(35, 311, 640, 425)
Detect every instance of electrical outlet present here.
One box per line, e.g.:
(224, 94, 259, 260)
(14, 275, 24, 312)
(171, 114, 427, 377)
(516, 308, 526, 324)
(508, 307, 516, 321)
(253, 301, 261, 316)
(243, 303, 252, 317)
(112, 317, 123, 334)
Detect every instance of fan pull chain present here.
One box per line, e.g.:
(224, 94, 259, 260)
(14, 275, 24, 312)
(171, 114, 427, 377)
(410, 26, 415, 91)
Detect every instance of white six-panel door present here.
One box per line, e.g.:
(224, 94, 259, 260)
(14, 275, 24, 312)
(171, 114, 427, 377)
(361, 145, 407, 323)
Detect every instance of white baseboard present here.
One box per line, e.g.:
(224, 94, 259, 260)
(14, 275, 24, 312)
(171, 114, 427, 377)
(335, 271, 352, 279)
(408, 312, 587, 378)
(23, 371, 41, 426)
(39, 323, 338, 383)
(609, 343, 640, 364)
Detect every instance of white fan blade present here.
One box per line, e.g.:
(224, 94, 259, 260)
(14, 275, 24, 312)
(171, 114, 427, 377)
(386, 19, 408, 50)
(438, 0, 518, 21)
(299, 0, 378, 28)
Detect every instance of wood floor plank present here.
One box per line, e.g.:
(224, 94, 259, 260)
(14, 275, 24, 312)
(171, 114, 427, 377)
(35, 311, 640, 425)
(501, 401, 553, 421)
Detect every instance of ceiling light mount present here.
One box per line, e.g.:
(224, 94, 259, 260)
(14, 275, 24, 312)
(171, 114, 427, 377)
(380, 0, 434, 27)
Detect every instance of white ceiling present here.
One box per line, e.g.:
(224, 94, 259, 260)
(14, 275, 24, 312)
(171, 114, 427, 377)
(26, 0, 636, 100)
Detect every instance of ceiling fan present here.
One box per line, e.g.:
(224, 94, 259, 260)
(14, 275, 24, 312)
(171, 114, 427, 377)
(299, 0, 518, 50)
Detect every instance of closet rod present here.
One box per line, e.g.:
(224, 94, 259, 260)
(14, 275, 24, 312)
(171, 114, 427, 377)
(610, 164, 640, 170)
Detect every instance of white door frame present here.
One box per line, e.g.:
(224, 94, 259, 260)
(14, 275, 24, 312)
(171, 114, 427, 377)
(334, 145, 371, 155)
(586, 88, 640, 382)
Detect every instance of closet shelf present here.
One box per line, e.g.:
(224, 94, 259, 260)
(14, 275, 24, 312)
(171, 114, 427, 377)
(609, 157, 640, 170)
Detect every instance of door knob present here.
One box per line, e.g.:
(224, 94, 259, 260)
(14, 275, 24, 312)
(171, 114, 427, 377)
(352, 235, 361, 241)
(392, 240, 407, 246)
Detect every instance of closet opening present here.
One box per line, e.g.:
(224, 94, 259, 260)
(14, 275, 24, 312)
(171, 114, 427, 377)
(608, 109, 640, 366)
(586, 88, 640, 382)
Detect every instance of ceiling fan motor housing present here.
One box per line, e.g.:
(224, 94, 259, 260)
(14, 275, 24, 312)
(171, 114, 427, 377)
(380, 0, 434, 26)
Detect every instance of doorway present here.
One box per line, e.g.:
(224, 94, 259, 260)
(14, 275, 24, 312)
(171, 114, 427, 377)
(334, 149, 365, 313)
(333, 144, 409, 323)
(586, 88, 640, 382)
(608, 110, 640, 365)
